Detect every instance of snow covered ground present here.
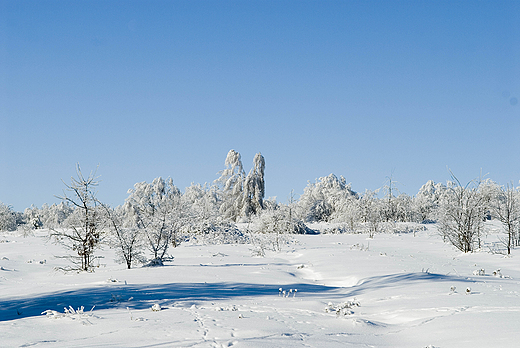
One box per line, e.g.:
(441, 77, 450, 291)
(1, 224, 520, 347)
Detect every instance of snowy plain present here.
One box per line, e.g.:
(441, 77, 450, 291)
(1, 224, 519, 348)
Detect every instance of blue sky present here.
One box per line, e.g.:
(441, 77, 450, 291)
(1, 0, 519, 211)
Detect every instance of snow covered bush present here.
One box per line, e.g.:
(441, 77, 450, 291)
(254, 206, 313, 235)
(278, 288, 297, 298)
(384, 222, 427, 235)
(246, 206, 308, 254)
(473, 269, 485, 276)
(42, 305, 96, 324)
(183, 220, 248, 245)
(325, 299, 360, 316)
(252, 209, 289, 252)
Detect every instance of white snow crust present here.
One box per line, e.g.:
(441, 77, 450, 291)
(1, 225, 519, 347)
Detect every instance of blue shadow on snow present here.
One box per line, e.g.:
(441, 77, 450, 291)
(0, 282, 338, 321)
(0, 272, 476, 322)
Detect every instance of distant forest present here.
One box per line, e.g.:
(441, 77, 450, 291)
(2, 150, 519, 271)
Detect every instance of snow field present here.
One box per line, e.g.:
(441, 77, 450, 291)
(1, 226, 520, 347)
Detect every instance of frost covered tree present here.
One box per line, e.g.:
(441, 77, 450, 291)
(24, 205, 44, 229)
(215, 150, 245, 222)
(242, 152, 265, 218)
(183, 182, 219, 224)
(437, 173, 487, 253)
(102, 204, 144, 269)
(333, 195, 361, 231)
(299, 174, 357, 222)
(43, 202, 73, 228)
(489, 182, 520, 254)
(24, 202, 73, 230)
(0, 201, 17, 231)
(50, 165, 105, 271)
(379, 175, 415, 223)
(181, 182, 249, 244)
(357, 189, 382, 237)
(182, 182, 226, 236)
(254, 207, 288, 252)
(125, 177, 184, 264)
(413, 180, 446, 222)
(392, 193, 414, 222)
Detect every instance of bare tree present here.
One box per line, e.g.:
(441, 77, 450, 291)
(381, 172, 400, 222)
(51, 164, 104, 271)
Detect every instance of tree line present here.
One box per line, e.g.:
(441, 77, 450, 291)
(1, 150, 520, 271)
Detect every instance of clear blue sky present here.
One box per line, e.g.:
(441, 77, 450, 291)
(1, 0, 519, 211)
